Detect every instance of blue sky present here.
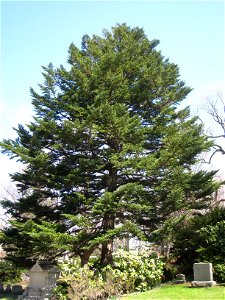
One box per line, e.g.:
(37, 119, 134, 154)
(0, 0, 224, 191)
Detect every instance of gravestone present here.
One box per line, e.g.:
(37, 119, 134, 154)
(174, 273, 186, 284)
(191, 263, 216, 287)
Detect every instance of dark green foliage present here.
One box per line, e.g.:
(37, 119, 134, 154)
(0, 260, 22, 283)
(0, 24, 219, 266)
(213, 264, 225, 283)
(197, 218, 225, 282)
(166, 207, 225, 281)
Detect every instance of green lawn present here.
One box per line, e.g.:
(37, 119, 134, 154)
(121, 284, 225, 300)
(1, 284, 225, 300)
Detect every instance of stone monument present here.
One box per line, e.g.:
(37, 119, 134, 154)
(174, 273, 186, 284)
(191, 263, 216, 287)
(18, 260, 60, 300)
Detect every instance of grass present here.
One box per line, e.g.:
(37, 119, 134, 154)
(1, 284, 225, 300)
(121, 284, 225, 300)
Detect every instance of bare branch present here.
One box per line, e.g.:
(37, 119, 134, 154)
(201, 90, 225, 163)
(203, 145, 225, 164)
(203, 90, 224, 125)
(208, 135, 225, 139)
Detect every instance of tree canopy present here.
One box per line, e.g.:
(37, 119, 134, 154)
(0, 24, 219, 267)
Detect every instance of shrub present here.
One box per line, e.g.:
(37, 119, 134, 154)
(0, 260, 23, 283)
(57, 258, 107, 300)
(52, 284, 68, 300)
(103, 249, 164, 292)
(213, 264, 225, 283)
(57, 249, 164, 299)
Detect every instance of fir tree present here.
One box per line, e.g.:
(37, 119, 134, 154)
(0, 24, 219, 267)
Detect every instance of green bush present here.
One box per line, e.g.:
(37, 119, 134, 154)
(103, 249, 164, 292)
(213, 264, 225, 283)
(52, 284, 68, 300)
(0, 260, 22, 283)
(57, 262, 108, 300)
(58, 249, 164, 299)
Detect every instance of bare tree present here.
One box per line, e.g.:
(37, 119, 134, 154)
(203, 90, 225, 164)
(200, 90, 225, 207)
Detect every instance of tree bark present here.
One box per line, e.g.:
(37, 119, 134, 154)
(100, 157, 117, 266)
(80, 248, 94, 267)
(100, 213, 115, 266)
(100, 239, 114, 266)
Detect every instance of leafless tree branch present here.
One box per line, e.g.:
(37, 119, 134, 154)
(201, 90, 225, 163)
(203, 90, 225, 132)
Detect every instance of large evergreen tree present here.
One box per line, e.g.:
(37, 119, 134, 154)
(0, 24, 219, 267)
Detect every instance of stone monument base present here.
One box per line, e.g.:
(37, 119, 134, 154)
(174, 279, 186, 284)
(191, 281, 216, 287)
(174, 273, 186, 284)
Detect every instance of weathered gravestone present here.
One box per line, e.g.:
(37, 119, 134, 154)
(191, 263, 216, 287)
(18, 261, 60, 300)
(174, 273, 186, 284)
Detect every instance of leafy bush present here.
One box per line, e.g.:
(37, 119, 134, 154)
(103, 249, 164, 292)
(0, 260, 23, 283)
(58, 258, 123, 299)
(213, 264, 225, 283)
(57, 249, 164, 299)
(52, 284, 68, 300)
(57, 258, 107, 300)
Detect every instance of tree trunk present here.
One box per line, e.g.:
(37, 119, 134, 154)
(100, 239, 114, 266)
(80, 248, 94, 267)
(100, 160, 117, 266)
(100, 213, 115, 266)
